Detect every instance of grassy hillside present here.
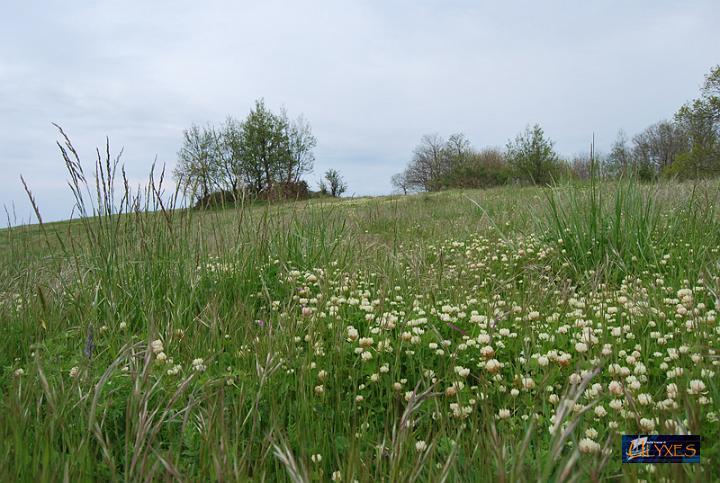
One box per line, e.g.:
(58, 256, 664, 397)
(1, 180, 719, 481)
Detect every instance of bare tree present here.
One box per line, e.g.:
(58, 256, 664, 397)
(404, 134, 447, 191)
(174, 124, 219, 201)
(632, 120, 688, 179)
(391, 172, 410, 195)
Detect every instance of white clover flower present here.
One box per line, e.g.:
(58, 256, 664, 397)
(575, 342, 588, 353)
(497, 409, 511, 419)
(311, 453, 322, 464)
(640, 418, 655, 432)
(314, 385, 325, 395)
(192, 358, 206, 372)
(415, 440, 427, 452)
(69, 366, 80, 378)
(578, 438, 601, 454)
(688, 379, 706, 394)
(454, 366, 470, 378)
(594, 405, 607, 417)
(521, 376, 535, 390)
(485, 359, 502, 373)
(150, 339, 164, 355)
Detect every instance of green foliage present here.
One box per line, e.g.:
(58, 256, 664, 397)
(322, 168, 347, 197)
(175, 100, 317, 203)
(543, 177, 720, 282)
(4, 129, 720, 482)
(505, 124, 562, 184)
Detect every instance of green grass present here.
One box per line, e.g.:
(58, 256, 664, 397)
(1, 166, 719, 481)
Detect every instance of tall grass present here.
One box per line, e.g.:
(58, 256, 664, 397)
(543, 176, 720, 284)
(0, 131, 718, 481)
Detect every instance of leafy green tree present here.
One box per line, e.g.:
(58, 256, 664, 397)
(672, 65, 720, 178)
(323, 169, 347, 197)
(505, 124, 560, 184)
(239, 99, 291, 193)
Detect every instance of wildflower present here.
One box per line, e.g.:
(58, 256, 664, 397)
(608, 381, 623, 396)
(14, 368, 24, 377)
(521, 376, 535, 390)
(192, 358, 206, 372)
(315, 385, 325, 395)
(640, 418, 655, 432)
(151, 339, 164, 355)
(485, 359, 502, 373)
(156, 352, 167, 363)
(594, 405, 607, 417)
(311, 454, 322, 464)
(331, 470, 342, 481)
(415, 440, 427, 452)
(578, 438, 601, 454)
(497, 409, 511, 419)
(688, 379, 706, 395)
(480, 345, 495, 358)
(575, 342, 588, 353)
(454, 366, 470, 378)
(69, 366, 79, 378)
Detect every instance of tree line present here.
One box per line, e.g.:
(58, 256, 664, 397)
(174, 99, 346, 206)
(393, 65, 720, 192)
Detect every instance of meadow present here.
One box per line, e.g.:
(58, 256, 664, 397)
(1, 166, 719, 481)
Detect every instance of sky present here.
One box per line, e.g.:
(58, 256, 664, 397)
(1, 0, 718, 224)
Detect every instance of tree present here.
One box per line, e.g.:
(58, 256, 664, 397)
(391, 172, 410, 195)
(444, 133, 473, 168)
(606, 130, 632, 178)
(211, 117, 244, 193)
(323, 169, 347, 197)
(404, 134, 447, 191)
(505, 124, 560, 184)
(174, 124, 219, 201)
(671, 65, 720, 178)
(631, 121, 688, 179)
(283, 112, 316, 185)
(239, 99, 291, 194)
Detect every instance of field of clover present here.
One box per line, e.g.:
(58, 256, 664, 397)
(1, 170, 719, 481)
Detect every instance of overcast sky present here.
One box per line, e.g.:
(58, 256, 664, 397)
(1, 1, 718, 224)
